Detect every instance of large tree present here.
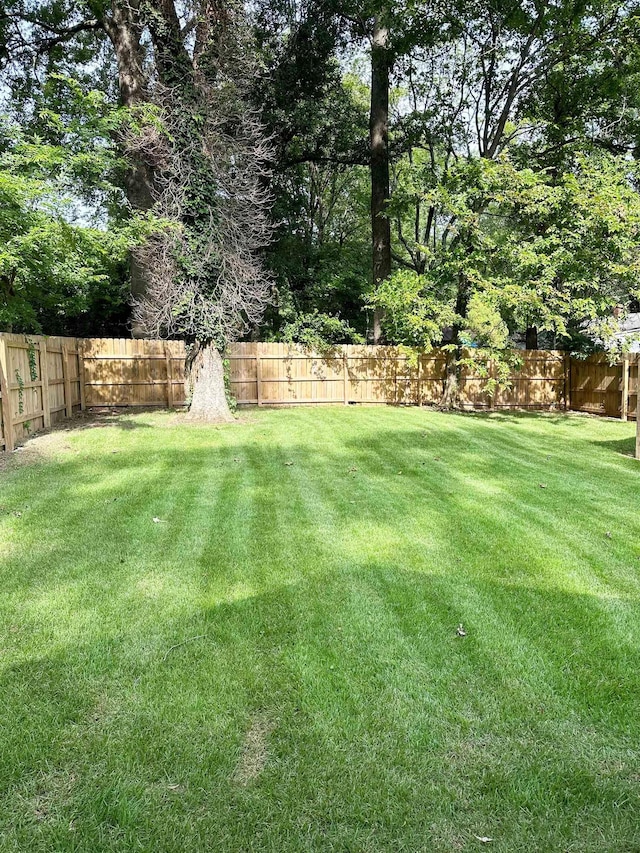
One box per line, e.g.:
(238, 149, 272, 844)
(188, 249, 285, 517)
(383, 0, 640, 400)
(375, 152, 640, 404)
(253, 0, 442, 343)
(2, 0, 274, 419)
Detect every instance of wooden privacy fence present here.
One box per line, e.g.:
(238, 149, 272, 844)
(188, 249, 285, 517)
(0, 335, 638, 452)
(226, 343, 568, 409)
(0, 334, 83, 452)
(569, 353, 638, 420)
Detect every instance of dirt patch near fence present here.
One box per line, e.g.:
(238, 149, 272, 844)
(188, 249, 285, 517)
(0, 430, 70, 473)
(0, 408, 256, 473)
(0, 410, 147, 473)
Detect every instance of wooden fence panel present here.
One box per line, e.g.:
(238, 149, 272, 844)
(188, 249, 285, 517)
(0, 343, 10, 452)
(492, 351, 566, 410)
(82, 338, 187, 407)
(44, 337, 83, 424)
(570, 354, 625, 418)
(227, 344, 449, 406)
(227, 344, 563, 409)
(346, 346, 408, 404)
(5, 334, 45, 442)
(256, 343, 346, 405)
(0, 333, 81, 448)
(227, 342, 258, 404)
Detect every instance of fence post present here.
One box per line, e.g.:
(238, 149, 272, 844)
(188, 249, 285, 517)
(78, 341, 86, 410)
(0, 338, 14, 452)
(62, 346, 73, 417)
(256, 344, 263, 406)
(622, 354, 630, 421)
(564, 352, 571, 411)
(343, 350, 349, 405)
(488, 358, 496, 411)
(633, 354, 638, 425)
(416, 353, 422, 406)
(394, 351, 398, 404)
(40, 339, 51, 428)
(636, 387, 640, 458)
(165, 343, 174, 408)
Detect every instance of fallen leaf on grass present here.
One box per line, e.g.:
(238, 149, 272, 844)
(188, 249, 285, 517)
(456, 623, 467, 637)
(538, 483, 547, 489)
(152, 517, 167, 524)
(284, 461, 294, 466)
(474, 836, 493, 844)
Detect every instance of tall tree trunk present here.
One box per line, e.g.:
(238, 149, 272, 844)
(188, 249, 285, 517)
(186, 342, 234, 422)
(525, 326, 538, 349)
(439, 277, 470, 409)
(370, 13, 391, 344)
(104, 1, 156, 334)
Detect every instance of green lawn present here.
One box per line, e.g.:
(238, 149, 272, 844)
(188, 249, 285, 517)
(1, 407, 639, 852)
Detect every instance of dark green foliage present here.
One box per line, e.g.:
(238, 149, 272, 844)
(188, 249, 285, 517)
(0, 84, 153, 334)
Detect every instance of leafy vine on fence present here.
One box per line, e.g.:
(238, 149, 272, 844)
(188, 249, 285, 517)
(27, 340, 38, 382)
(15, 369, 24, 415)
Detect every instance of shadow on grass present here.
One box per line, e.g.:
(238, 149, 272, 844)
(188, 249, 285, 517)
(73, 411, 158, 432)
(590, 435, 637, 457)
(444, 408, 571, 425)
(1, 552, 639, 851)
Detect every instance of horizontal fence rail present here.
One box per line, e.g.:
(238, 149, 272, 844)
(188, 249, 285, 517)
(0, 335, 637, 452)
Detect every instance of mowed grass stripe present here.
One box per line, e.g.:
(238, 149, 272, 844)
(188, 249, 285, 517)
(0, 407, 639, 851)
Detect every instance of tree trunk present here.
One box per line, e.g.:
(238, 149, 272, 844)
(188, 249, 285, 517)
(525, 326, 538, 349)
(370, 12, 391, 344)
(104, 2, 156, 335)
(438, 276, 470, 409)
(186, 342, 234, 422)
(440, 355, 460, 409)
